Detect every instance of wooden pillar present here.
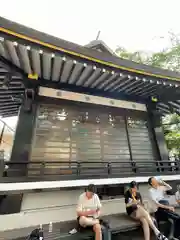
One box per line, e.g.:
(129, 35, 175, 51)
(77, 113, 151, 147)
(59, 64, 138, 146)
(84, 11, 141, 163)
(147, 104, 169, 161)
(10, 103, 37, 174)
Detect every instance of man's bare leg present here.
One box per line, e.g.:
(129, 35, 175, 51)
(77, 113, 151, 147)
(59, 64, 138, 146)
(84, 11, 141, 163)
(93, 223, 102, 240)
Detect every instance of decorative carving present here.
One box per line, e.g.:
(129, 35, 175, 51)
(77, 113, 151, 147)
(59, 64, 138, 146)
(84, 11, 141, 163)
(132, 104, 136, 109)
(56, 91, 62, 97)
(85, 96, 90, 101)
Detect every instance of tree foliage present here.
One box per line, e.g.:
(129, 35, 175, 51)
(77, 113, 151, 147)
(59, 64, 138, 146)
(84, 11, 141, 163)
(115, 33, 180, 156)
(115, 32, 180, 72)
(163, 114, 180, 157)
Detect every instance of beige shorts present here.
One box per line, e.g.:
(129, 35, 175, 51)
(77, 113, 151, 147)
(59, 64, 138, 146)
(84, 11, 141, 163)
(79, 216, 99, 227)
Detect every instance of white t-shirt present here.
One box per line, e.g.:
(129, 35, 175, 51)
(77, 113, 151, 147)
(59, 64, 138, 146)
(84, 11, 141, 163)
(149, 186, 166, 204)
(175, 191, 180, 201)
(77, 192, 102, 218)
(149, 185, 173, 211)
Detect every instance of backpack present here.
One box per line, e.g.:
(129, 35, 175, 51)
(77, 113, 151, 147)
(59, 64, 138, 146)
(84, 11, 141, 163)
(27, 228, 43, 240)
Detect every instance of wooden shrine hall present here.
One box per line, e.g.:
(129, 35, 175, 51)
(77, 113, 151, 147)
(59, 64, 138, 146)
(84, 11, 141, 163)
(0, 16, 180, 192)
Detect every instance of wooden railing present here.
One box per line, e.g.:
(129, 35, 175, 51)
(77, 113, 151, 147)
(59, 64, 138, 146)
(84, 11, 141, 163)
(0, 160, 179, 182)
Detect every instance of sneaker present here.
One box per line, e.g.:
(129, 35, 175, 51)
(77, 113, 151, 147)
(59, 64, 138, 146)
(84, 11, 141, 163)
(69, 228, 77, 234)
(157, 233, 168, 240)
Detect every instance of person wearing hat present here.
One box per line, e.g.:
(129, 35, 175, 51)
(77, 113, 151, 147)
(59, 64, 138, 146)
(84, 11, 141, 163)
(76, 184, 102, 240)
(124, 181, 168, 240)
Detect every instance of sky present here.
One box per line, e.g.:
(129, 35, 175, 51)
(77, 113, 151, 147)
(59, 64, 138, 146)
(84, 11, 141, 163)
(0, 0, 180, 127)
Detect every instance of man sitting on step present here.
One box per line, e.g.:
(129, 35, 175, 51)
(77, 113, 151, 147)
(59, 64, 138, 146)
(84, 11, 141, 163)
(148, 177, 180, 239)
(76, 184, 102, 240)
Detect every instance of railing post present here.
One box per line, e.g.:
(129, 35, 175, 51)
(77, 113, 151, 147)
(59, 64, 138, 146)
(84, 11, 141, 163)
(156, 160, 161, 173)
(177, 160, 180, 173)
(40, 162, 45, 176)
(107, 162, 111, 175)
(0, 151, 5, 177)
(132, 161, 137, 173)
(77, 162, 81, 176)
(170, 160, 176, 173)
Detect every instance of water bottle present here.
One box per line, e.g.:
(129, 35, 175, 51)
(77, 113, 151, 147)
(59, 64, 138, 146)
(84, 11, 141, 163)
(49, 222, 53, 233)
(39, 224, 44, 240)
(155, 176, 160, 181)
(155, 176, 163, 183)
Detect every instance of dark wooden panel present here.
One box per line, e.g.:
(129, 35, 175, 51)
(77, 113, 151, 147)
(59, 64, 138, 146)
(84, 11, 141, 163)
(127, 117, 155, 164)
(31, 104, 131, 173)
(30, 103, 155, 177)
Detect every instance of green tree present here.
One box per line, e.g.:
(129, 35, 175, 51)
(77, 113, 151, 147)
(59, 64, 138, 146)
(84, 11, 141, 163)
(115, 33, 180, 156)
(163, 114, 180, 157)
(115, 32, 180, 72)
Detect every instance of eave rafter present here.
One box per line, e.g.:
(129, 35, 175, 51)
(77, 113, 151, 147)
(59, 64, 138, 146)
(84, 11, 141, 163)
(0, 17, 180, 117)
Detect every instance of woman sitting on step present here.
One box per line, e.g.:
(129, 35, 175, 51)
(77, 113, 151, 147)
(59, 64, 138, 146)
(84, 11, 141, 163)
(124, 181, 168, 240)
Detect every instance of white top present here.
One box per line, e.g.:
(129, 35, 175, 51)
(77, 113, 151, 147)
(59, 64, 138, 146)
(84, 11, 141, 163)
(77, 192, 102, 218)
(149, 186, 166, 204)
(175, 191, 180, 201)
(149, 184, 172, 211)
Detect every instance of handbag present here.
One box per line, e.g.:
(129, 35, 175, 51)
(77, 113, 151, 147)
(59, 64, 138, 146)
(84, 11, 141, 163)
(27, 228, 44, 240)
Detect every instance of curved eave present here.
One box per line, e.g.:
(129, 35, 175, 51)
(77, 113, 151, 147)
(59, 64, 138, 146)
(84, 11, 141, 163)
(0, 17, 180, 118)
(0, 37, 179, 118)
(0, 17, 180, 82)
